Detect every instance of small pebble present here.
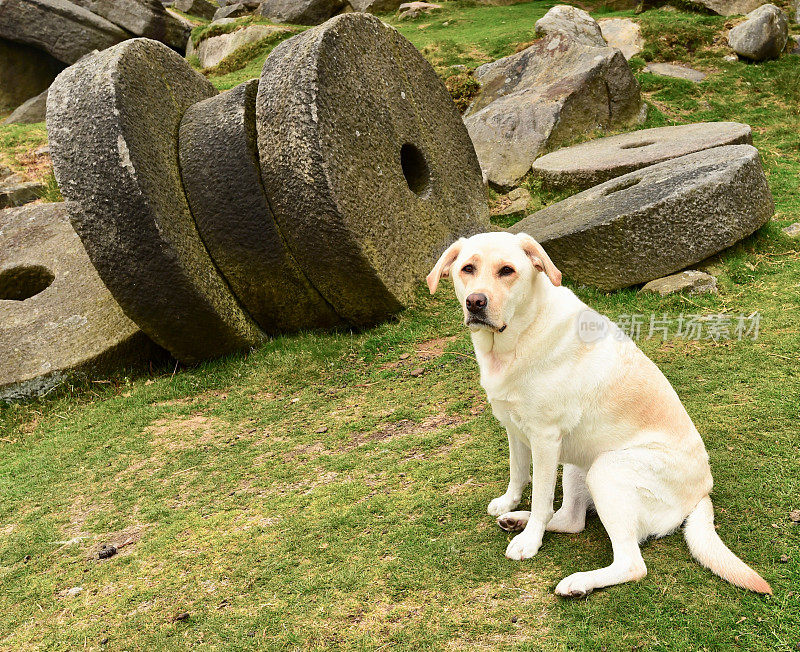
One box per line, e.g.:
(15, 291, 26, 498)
(511, 615, 518, 623)
(173, 612, 190, 622)
(399, 353, 410, 360)
(100, 638, 109, 645)
(789, 509, 800, 523)
(779, 554, 789, 563)
(409, 368, 425, 377)
(98, 544, 117, 560)
(315, 426, 328, 434)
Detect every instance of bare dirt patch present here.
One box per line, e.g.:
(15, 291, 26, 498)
(348, 413, 465, 450)
(146, 414, 230, 452)
(415, 335, 458, 360)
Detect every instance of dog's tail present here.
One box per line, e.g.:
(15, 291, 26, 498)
(683, 495, 771, 594)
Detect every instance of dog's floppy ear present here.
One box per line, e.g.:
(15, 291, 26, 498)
(426, 238, 464, 294)
(516, 232, 562, 287)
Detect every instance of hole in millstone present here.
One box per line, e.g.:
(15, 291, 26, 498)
(602, 177, 641, 196)
(0, 265, 55, 301)
(619, 140, 656, 150)
(400, 143, 431, 197)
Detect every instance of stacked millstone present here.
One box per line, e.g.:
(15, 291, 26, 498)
(40, 15, 488, 378)
(510, 125, 774, 290)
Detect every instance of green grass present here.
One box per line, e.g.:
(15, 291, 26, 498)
(2, 2, 800, 649)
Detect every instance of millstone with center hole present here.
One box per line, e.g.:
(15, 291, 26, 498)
(47, 38, 265, 363)
(255, 13, 489, 326)
(178, 79, 342, 333)
(530, 122, 753, 190)
(510, 145, 773, 290)
(0, 203, 162, 402)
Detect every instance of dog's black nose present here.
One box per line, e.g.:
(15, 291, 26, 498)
(466, 293, 488, 314)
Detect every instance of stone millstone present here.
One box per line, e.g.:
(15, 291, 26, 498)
(510, 145, 773, 290)
(48, 38, 264, 363)
(179, 79, 342, 333)
(0, 203, 162, 402)
(256, 13, 489, 326)
(531, 122, 753, 190)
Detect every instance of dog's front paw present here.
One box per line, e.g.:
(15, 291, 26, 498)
(504, 532, 542, 560)
(555, 572, 593, 598)
(488, 494, 520, 517)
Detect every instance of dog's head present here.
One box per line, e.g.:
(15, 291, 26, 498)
(426, 232, 561, 333)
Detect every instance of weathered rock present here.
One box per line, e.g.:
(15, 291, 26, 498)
(0, 181, 44, 209)
(0, 165, 11, 181)
(464, 33, 643, 188)
(213, 2, 251, 19)
(0, 203, 161, 402)
(496, 187, 531, 215)
(688, 0, 767, 16)
(782, 222, 800, 237)
(193, 24, 288, 68)
(179, 79, 342, 333)
(643, 62, 707, 82)
(349, 0, 403, 12)
(48, 38, 264, 362)
(531, 122, 753, 189)
(256, 14, 489, 325)
(534, 5, 606, 47)
(793, 0, 799, 22)
(397, 1, 440, 18)
(728, 4, 788, 60)
(0, 0, 130, 65)
(70, 0, 191, 51)
(641, 271, 718, 296)
(509, 145, 774, 290)
(0, 38, 63, 113)
(255, 0, 345, 24)
(598, 18, 643, 59)
(791, 36, 800, 54)
(3, 89, 48, 125)
(173, 0, 219, 19)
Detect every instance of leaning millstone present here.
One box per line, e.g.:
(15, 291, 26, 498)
(256, 13, 489, 325)
(3, 89, 48, 125)
(179, 79, 342, 333)
(0, 0, 129, 65)
(0, 203, 161, 402)
(641, 271, 718, 297)
(510, 145, 773, 290)
(0, 38, 63, 113)
(598, 18, 643, 60)
(0, 180, 44, 209)
(255, 0, 345, 25)
(643, 63, 707, 82)
(464, 33, 643, 188)
(534, 5, 606, 47)
(531, 122, 753, 190)
(728, 4, 788, 61)
(192, 24, 288, 68)
(213, 3, 250, 19)
(48, 38, 264, 363)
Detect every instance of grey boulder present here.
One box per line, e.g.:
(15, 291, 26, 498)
(534, 5, 606, 47)
(191, 24, 288, 68)
(348, 0, 403, 12)
(70, 0, 191, 52)
(509, 145, 774, 290)
(255, 0, 345, 24)
(464, 33, 643, 188)
(256, 14, 489, 325)
(0, 180, 44, 209)
(643, 62, 707, 82)
(688, 0, 768, 15)
(728, 4, 788, 61)
(598, 18, 643, 60)
(530, 122, 753, 189)
(0, 203, 161, 402)
(212, 2, 251, 19)
(172, 0, 219, 19)
(48, 38, 264, 363)
(3, 89, 48, 125)
(179, 79, 342, 332)
(0, 0, 129, 64)
(641, 271, 718, 296)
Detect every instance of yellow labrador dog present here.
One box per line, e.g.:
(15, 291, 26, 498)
(427, 231, 771, 597)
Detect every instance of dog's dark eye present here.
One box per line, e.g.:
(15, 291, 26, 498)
(462, 264, 475, 274)
(498, 265, 515, 277)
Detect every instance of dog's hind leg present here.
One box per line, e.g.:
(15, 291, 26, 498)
(555, 453, 647, 597)
(547, 464, 590, 533)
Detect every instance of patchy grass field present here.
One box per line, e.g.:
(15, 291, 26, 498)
(1, 2, 799, 649)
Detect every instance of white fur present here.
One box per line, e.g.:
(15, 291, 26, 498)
(427, 232, 771, 597)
